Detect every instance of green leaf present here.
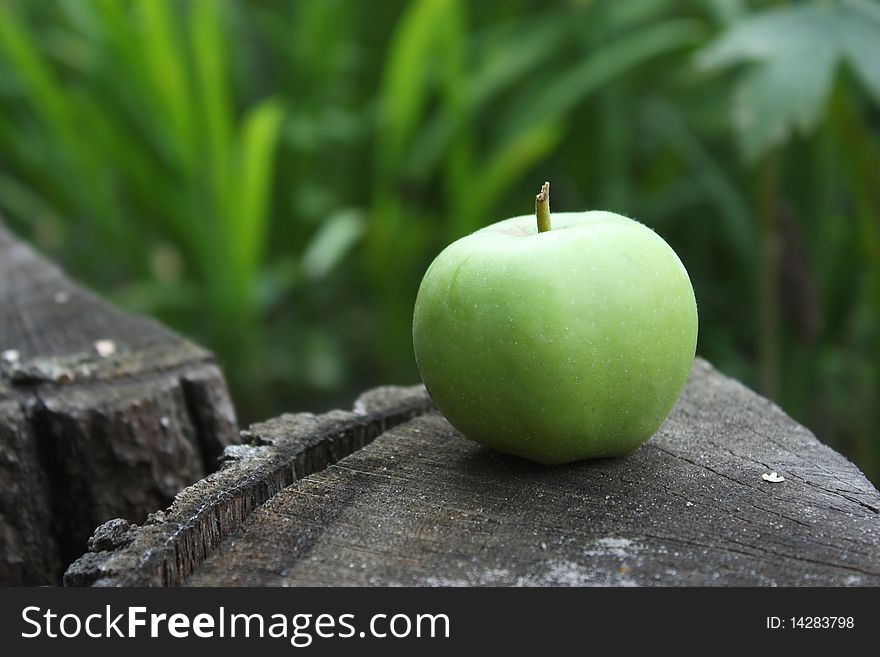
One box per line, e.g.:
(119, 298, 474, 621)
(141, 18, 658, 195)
(697, 5, 831, 68)
(469, 15, 567, 108)
(376, 0, 462, 181)
(138, 0, 196, 173)
(698, 0, 880, 160)
(226, 98, 285, 299)
(703, 0, 747, 26)
(300, 208, 365, 281)
(0, 172, 59, 226)
(602, 0, 679, 32)
(407, 12, 566, 180)
(189, 0, 232, 203)
(472, 120, 564, 229)
(733, 42, 838, 161)
(642, 98, 755, 266)
(371, 0, 465, 276)
(500, 19, 704, 140)
(0, 8, 78, 159)
(839, 0, 880, 104)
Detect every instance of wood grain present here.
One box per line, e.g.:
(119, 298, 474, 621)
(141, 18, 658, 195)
(64, 386, 434, 586)
(0, 222, 238, 584)
(69, 360, 880, 586)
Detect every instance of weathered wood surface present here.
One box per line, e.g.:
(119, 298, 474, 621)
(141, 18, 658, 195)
(67, 359, 880, 587)
(64, 387, 434, 586)
(0, 222, 238, 584)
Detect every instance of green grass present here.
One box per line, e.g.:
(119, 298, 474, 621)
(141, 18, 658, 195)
(0, 0, 878, 482)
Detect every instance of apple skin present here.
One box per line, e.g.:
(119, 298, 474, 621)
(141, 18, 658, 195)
(412, 211, 698, 464)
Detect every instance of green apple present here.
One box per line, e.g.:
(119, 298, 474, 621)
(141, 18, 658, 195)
(412, 182, 697, 464)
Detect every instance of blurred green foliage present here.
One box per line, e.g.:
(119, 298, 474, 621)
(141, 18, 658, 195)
(1, 0, 878, 482)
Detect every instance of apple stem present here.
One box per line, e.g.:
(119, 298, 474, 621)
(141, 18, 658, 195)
(536, 181, 551, 233)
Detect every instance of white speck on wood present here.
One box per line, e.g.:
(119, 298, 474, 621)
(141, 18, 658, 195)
(762, 471, 785, 483)
(94, 339, 116, 358)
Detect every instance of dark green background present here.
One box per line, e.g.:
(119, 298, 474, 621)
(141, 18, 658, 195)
(1, 0, 878, 482)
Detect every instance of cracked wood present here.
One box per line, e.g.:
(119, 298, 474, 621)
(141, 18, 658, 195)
(69, 359, 879, 586)
(0, 222, 238, 584)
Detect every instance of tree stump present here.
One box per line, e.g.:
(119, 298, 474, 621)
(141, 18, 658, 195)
(0, 223, 238, 584)
(66, 359, 880, 587)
